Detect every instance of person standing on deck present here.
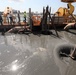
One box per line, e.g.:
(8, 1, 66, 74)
(0, 14, 3, 25)
(23, 11, 26, 23)
(7, 13, 10, 24)
(17, 11, 21, 25)
(9, 11, 13, 25)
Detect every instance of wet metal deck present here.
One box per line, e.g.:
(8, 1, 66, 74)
(0, 29, 76, 75)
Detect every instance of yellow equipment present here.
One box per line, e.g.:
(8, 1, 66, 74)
(67, 3, 74, 14)
(55, 0, 76, 22)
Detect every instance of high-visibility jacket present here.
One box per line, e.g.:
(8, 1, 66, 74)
(24, 12, 26, 17)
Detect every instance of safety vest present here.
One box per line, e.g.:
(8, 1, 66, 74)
(24, 12, 26, 17)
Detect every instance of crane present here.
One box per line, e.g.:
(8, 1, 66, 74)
(55, 0, 76, 23)
(61, 0, 76, 22)
(60, 0, 76, 30)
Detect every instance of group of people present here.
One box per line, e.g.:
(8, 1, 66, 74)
(0, 11, 27, 25)
(16, 11, 27, 23)
(7, 11, 14, 25)
(7, 11, 26, 25)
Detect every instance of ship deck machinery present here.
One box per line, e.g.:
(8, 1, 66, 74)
(29, 0, 76, 34)
(29, 6, 59, 36)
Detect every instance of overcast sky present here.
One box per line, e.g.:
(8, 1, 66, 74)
(0, 0, 76, 14)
